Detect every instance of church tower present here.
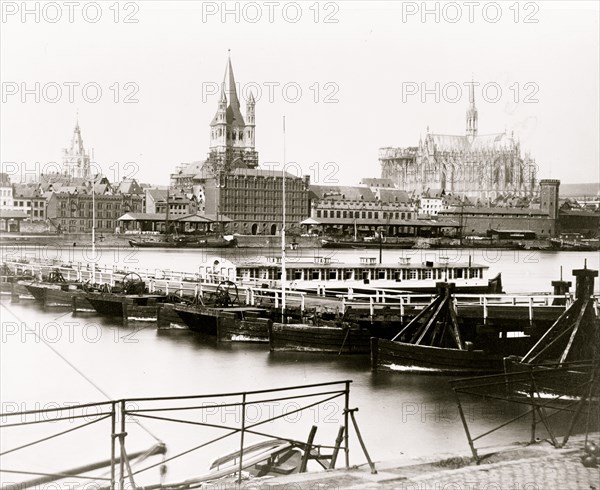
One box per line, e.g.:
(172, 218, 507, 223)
(210, 85, 228, 152)
(62, 118, 90, 180)
(245, 91, 256, 150)
(208, 52, 258, 171)
(466, 80, 478, 137)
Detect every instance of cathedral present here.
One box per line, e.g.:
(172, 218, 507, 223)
(379, 83, 538, 200)
(62, 119, 91, 180)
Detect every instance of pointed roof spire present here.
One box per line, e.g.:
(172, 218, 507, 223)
(247, 91, 255, 104)
(221, 50, 245, 126)
(468, 75, 476, 108)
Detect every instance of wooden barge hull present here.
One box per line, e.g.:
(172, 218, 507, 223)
(10, 281, 36, 301)
(269, 323, 371, 354)
(165, 304, 272, 342)
(24, 284, 93, 309)
(217, 315, 271, 342)
(371, 337, 504, 375)
(157, 303, 189, 329)
(129, 238, 237, 249)
(170, 304, 219, 335)
(83, 294, 165, 321)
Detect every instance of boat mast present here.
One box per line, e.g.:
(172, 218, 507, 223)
(281, 116, 286, 314)
(91, 149, 96, 285)
(165, 188, 170, 235)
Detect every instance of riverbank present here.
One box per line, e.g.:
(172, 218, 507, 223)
(247, 432, 600, 489)
(0, 232, 564, 251)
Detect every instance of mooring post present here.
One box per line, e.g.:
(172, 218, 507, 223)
(572, 265, 598, 300)
(551, 278, 571, 306)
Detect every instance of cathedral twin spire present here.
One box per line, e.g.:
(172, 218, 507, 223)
(466, 78, 478, 137)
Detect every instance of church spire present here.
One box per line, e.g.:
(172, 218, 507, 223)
(466, 77, 478, 137)
(62, 116, 90, 179)
(222, 50, 245, 126)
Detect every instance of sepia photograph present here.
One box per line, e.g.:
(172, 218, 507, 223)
(1, 1, 599, 488)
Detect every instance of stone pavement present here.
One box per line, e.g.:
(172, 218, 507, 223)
(247, 433, 600, 490)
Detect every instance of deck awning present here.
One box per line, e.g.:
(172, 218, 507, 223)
(301, 217, 320, 225)
(117, 213, 167, 222)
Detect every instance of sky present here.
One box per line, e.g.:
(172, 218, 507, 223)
(1, 0, 599, 187)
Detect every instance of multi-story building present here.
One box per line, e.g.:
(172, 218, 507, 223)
(12, 184, 47, 221)
(379, 82, 538, 199)
(308, 184, 419, 237)
(155, 192, 199, 218)
(0, 173, 14, 211)
(46, 182, 143, 233)
(437, 179, 560, 237)
(170, 54, 310, 235)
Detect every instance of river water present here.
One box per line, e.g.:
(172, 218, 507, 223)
(0, 246, 598, 487)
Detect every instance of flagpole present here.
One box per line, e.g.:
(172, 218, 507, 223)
(281, 116, 286, 316)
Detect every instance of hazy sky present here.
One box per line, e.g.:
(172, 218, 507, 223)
(1, 0, 598, 187)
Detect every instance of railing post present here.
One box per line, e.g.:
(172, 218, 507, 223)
(483, 296, 488, 324)
(110, 401, 116, 490)
(119, 400, 126, 490)
(238, 393, 247, 485)
(529, 296, 534, 325)
(453, 387, 479, 461)
(344, 380, 350, 468)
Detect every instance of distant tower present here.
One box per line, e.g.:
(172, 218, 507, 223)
(208, 52, 258, 171)
(245, 91, 256, 150)
(62, 118, 90, 179)
(466, 79, 478, 137)
(539, 179, 560, 220)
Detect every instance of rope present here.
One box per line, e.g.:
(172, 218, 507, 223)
(0, 302, 163, 444)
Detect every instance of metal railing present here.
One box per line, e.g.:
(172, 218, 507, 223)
(449, 360, 600, 462)
(0, 380, 376, 489)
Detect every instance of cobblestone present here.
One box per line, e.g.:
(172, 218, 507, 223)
(255, 434, 600, 490)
